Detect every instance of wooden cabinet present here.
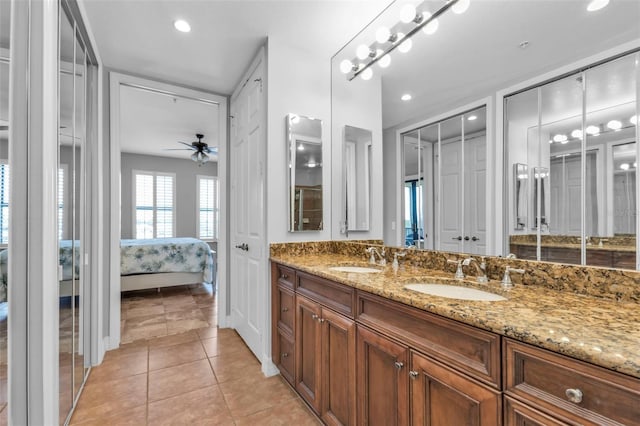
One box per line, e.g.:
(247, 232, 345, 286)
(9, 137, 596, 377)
(410, 350, 502, 426)
(504, 396, 567, 426)
(356, 325, 409, 426)
(504, 338, 640, 425)
(295, 294, 322, 412)
(271, 263, 297, 385)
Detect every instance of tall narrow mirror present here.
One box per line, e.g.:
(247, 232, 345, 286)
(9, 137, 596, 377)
(344, 125, 371, 232)
(514, 163, 528, 230)
(0, 0, 10, 421)
(287, 114, 323, 231)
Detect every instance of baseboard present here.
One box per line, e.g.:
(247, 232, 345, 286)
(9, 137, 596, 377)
(261, 357, 279, 377)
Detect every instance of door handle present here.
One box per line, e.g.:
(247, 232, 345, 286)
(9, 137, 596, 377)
(452, 236, 462, 241)
(464, 236, 470, 241)
(235, 243, 249, 251)
(472, 236, 480, 242)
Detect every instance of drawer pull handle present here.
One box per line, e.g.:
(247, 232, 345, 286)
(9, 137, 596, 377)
(394, 361, 404, 370)
(282, 352, 289, 358)
(565, 388, 583, 404)
(409, 371, 419, 379)
(281, 307, 289, 312)
(281, 274, 288, 279)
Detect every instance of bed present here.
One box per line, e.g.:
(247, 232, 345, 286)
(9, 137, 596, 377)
(120, 238, 215, 292)
(0, 237, 215, 301)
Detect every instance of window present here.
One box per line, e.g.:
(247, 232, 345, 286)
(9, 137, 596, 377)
(197, 176, 219, 240)
(0, 163, 9, 245)
(134, 171, 175, 239)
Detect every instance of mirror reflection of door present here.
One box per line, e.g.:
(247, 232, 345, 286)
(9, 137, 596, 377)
(613, 142, 637, 235)
(402, 106, 487, 254)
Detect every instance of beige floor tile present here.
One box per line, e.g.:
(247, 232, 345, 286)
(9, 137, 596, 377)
(148, 358, 216, 402)
(71, 374, 147, 424)
(147, 330, 199, 348)
(165, 307, 206, 322)
(89, 351, 148, 382)
(125, 303, 165, 319)
(234, 398, 321, 426)
(148, 385, 234, 426)
(196, 326, 218, 340)
(209, 350, 262, 383)
(167, 318, 211, 335)
(123, 312, 166, 329)
(219, 375, 297, 418)
(122, 322, 168, 344)
(201, 334, 248, 357)
(103, 340, 148, 361)
(70, 404, 147, 426)
(148, 340, 206, 371)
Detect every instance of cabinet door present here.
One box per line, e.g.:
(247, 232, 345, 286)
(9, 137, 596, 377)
(321, 308, 356, 426)
(295, 294, 322, 413)
(410, 351, 501, 426)
(504, 396, 568, 426)
(276, 330, 295, 385)
(356, 325, 409, 426)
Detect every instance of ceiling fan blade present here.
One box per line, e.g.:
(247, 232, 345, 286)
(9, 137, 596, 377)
(177, 141, 196, 149)
(205, 147, 218, 154)
(164, 148, 194, 151)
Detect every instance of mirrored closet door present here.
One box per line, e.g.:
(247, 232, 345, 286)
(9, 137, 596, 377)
(59, 0, 96, 422)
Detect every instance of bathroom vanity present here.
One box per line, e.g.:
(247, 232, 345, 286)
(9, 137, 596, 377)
(270, 243, 640, 426)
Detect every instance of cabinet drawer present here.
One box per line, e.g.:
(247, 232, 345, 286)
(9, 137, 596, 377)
(277, 285, 295, 335)
(356, 291, 501, 388)
(277, 331, 295, 385)
(296, 271, 355, 318)
(504, 338, 640, 425)
(504, 396, 568, 426)
(276, 264, 296, 289)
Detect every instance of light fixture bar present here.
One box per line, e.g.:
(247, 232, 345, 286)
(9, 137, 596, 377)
(348, 0, 460, 81)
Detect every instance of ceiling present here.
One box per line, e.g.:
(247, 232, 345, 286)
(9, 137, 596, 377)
(333, 0, 640, 129)
(82, 0, 393, 95)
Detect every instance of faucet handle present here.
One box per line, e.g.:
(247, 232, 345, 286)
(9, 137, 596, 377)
(501, 266, 525, 288)
(447, 259, 465, 280)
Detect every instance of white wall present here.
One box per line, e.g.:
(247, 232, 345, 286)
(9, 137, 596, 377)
(266, 37, 332, 243)
(120, 152, 217, 239)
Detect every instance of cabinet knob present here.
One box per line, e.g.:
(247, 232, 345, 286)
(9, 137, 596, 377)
(282, 352, 289, 358)
(311, 314, 319, 320)
(565, 388, 583, 404)
(394, 361, 404, 370)
(281, 307, 289, 312)
(281, 274, 288, 279)
(319, 318, 325, 323)
(409, 371, 419, 379)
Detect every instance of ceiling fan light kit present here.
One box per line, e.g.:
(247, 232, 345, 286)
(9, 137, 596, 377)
(165, 133, 217, 166)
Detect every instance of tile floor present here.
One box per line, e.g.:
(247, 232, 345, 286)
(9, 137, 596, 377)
(70, 283, 319, 425)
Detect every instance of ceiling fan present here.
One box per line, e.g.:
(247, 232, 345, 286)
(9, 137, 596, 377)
(166, 133, 217, 166)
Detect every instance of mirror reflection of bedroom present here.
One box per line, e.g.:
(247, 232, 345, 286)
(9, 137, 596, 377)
(117, 84, 221, 343)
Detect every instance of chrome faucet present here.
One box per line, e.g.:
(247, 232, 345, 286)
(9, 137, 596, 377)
(366, 247, 387, 266)
(463, 257, 488, 283)
(392, 251, 406, 272)
(501, 266, 525, 289)
(447, 259, 465, 280)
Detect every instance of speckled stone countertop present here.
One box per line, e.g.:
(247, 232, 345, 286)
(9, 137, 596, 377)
(271, 252, 640, 380)
(510, 241, 636, 253)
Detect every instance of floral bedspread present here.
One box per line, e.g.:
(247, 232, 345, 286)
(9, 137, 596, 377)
(120, 238, 213, 283)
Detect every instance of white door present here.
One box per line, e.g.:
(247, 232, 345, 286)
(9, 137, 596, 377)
(464, 136, 486, 254)
(229, 57, 265, 359)
(439, 140, 463, 252)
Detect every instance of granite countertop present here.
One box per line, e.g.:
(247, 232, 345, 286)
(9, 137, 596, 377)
(271, 253, 640, 380)
(510, 241, 636, 253)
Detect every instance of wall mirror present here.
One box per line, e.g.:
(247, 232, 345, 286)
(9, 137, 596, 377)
(331, 0, 639, 263)
(287, 114, 323, 232)
(344, 125, 371, 231)
(506, 52, 639, 269)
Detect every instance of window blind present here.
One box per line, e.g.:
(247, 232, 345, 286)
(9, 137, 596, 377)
(198, 176, 219, 240)
(135, 171, 174, 239)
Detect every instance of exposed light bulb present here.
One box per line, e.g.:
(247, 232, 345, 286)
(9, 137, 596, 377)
(361, 67, 373, 81)
(620, 163, 630, 170)
(553, 134, 567, 143)
(308, 162, 317, 168)
(467, 115, 477, 121)
(451, 0, 470, 14)
(174, 19, 191, 33)
(399, 4, 417, 23)
(377, 50, 391, 68)
(631, 115, 638, 125)
(396, 33, 412, 53)
(191, 152, 199, 162)
(297, 144, 304, 151)
(585, 125, 600, 136)
(376, 26, 391, 44)
(422, 12, 439, 35)
(607, 120, 622, 130)
(340, 59, 354, 74)
(356, 44, 371, 60)
(571, 129, 583, 139)
(401, 94, 412, 101)
(587, 0, 609, 12)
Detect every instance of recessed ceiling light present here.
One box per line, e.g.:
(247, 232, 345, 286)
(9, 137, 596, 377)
(607, 120, 622, 131)
(587, 0, 609, 12)
(174, 19, 191, 33)
(297, 144, 304, 151)
(467, 115, 477, 121)
(401, 94, 412, 101)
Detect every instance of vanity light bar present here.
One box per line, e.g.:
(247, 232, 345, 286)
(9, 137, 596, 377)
(347, 0, 461, 81)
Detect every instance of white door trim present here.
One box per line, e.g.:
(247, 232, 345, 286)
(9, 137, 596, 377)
(107, 72, 228, 349)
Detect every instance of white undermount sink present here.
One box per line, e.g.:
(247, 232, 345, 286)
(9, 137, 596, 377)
(329, 266, 382, 273)
(404, 283, 506, 301)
